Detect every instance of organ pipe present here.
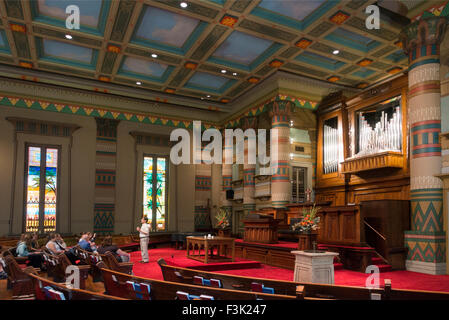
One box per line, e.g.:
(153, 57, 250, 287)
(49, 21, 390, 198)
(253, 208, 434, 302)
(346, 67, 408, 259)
(356, 106, 401, 157)
(323, 119, 338, 174)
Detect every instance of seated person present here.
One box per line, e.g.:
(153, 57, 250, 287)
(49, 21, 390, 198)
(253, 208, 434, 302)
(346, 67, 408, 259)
(30, 232, 40, 250)
(55, 234, 67, 250)
(78, 233, 96, 252)
(97, 236, 130, 262)
(46, 233, 65, 255)
(16, 234, 43, 269)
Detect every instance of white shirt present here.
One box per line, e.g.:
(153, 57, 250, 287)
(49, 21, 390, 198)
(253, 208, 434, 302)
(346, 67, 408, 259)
(140, 223, 150, 238)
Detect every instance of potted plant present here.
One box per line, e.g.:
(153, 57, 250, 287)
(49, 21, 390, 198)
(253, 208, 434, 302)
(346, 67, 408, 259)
(292, 204, 321, 250)
(215, 207, 231, 237)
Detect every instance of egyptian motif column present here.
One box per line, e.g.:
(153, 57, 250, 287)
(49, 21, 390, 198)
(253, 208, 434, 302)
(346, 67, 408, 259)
(242, 116, 258, 215)
(401, 16, 448, 274)
(269, 99, 294, 209)
(221, 130, 233, 229)
(93, 118, 119, 235)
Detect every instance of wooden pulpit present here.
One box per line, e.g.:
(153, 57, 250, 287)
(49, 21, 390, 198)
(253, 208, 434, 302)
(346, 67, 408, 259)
(243, 214, 280, 244)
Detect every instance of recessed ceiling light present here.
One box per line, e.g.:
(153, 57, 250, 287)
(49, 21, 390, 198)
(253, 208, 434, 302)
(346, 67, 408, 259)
(151, 53, 158, 58)
(221, 69, 227, 74)
(201, 97, 204, 100)
(207, 95, 211, 98)
(180, 2, 188, 8)
(65, 34, 73, 40)
(232, 72, 237, 76)
(136, 81, 142, 85)
(333, 49, 340, 55)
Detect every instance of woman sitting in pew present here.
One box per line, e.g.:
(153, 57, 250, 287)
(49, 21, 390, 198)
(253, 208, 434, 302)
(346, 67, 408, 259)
(97, 236, 131, 262)
(78, 232, 97, 253)
(16, 233, 44, 269)
(45, 233, 78, 265)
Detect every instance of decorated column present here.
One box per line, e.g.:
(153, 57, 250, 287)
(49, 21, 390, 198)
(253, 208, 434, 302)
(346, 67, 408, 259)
(268, 98, 294, 209)
(401, 16, 448, 274)
(242, 116, 258, 215)
(93, 118, 119, 234)
(221, 130, 233, 218)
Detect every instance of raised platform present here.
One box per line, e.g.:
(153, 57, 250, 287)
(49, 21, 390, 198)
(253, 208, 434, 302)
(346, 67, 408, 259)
(163, 254, 261, 272)
(233, 239, 346, 271)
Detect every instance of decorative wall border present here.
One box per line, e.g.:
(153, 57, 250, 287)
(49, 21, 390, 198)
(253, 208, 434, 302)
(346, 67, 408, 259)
(0, 94, 218, 130)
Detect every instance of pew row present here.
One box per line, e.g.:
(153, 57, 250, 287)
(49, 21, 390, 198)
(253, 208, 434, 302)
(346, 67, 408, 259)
(97, 262, 310, 300)
(41, 249, 90, 289)
(157, 259, 449, 300)
(23, 269, 127, 300)
(71, 246, 133, 282)
(3, 255, 39, 299)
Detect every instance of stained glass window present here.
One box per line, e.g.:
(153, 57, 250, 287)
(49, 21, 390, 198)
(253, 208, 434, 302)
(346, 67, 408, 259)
(25, 145, 59, 233)
(25, 147, 41, 232)
(143, 156, 168, 232)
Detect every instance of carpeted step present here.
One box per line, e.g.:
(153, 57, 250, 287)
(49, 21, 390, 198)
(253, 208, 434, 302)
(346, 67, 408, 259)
(371, 257, 384, 265)
(334, 262, 343, 270)
(376, 264, 392, 273)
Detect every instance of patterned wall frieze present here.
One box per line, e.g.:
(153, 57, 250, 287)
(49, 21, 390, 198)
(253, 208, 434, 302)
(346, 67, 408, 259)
(6, 117, 80, 137)
(129, 131, 171, 147)
(0, 94, 219, 130)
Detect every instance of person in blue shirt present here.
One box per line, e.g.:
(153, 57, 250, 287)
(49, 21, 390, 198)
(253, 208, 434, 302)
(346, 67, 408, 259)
(16, 234, 43, 268)
(78, 232, 97, 252)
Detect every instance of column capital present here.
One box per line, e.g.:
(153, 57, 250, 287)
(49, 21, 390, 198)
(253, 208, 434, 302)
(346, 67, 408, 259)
(267, 97, 295, 117)
(240, 116, 258, 130)
(400, 16, 448, 56)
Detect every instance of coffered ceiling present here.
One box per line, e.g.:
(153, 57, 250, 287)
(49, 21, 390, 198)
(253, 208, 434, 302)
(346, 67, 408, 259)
(0, 0, 444, 117)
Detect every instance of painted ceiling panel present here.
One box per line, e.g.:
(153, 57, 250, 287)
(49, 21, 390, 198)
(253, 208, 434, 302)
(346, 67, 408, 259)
(32, 0, 109, 34)
(40, 39, 95, 67)
(325, 27, 381, 52)
(211, 31, 274, 66)
(135, 6, 200, 48)
(257, 0, 326, 21)
(1, 0, 443, 105)
(294, 51, 345, 71)
(121, 56, 169, 78)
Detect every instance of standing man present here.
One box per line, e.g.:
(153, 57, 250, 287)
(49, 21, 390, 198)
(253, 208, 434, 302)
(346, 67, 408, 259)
(137, 216, 150, 263)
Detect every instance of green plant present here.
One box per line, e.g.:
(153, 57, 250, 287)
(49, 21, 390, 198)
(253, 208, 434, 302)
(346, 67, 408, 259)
(215, 207, 230, 230)
(292, 204, 321, 233)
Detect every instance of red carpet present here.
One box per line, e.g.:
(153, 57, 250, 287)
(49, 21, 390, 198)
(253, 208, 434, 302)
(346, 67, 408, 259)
(130, 246, 449, 292)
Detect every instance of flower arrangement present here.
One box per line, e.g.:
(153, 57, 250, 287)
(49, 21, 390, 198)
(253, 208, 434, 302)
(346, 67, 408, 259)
(215, 207, 230, 230)
(292, 204, 321, 233)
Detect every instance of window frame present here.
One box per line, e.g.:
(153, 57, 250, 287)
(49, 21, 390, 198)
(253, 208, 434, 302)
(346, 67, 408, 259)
(142, 153, 169, 232)
(23, 143, 62, 234)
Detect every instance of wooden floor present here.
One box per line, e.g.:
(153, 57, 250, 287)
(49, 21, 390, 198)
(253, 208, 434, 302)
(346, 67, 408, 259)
(0, 279, 12, 300)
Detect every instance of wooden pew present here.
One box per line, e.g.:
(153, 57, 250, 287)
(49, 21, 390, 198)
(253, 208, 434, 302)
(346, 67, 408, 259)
(3, 255, 39, 299)
(71, 246, 103, 282)
(97, 262, 303, 300)
(157, 259, 449, 300)
(72, 246, 133, 281)
(101, 251, 133, 275)
(41, 249, 90, 289)
(2, 246, 29, 265)
(23, 269, 127, 300)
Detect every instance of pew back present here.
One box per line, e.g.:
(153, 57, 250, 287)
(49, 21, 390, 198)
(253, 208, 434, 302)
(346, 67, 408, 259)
(99, 265, 298, 300)
(157, 259, 449, 300)
(25, 270, 127, 300)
